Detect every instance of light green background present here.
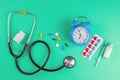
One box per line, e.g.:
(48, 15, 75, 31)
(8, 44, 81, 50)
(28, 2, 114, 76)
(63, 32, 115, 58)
(0, 0, 120, 80)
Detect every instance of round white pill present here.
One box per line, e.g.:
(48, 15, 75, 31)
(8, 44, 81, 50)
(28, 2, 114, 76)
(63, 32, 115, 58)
(55, 32, 59, 36)
(56, 43, 59, 47)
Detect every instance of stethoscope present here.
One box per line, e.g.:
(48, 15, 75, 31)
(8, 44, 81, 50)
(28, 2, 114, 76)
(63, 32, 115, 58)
(7, 11, 76, 75)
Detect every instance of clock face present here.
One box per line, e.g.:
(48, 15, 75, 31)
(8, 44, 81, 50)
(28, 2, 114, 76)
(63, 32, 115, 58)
(72, 27, 90, 44)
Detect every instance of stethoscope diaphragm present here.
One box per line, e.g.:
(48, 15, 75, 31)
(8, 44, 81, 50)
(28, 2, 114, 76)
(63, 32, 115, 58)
(64, 56, 76, 68)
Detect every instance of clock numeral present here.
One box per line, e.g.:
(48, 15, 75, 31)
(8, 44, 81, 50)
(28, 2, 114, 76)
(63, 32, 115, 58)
(78, 29, 80, 32)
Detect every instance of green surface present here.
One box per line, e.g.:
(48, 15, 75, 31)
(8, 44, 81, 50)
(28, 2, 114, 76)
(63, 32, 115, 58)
(0, 0, 120, 80)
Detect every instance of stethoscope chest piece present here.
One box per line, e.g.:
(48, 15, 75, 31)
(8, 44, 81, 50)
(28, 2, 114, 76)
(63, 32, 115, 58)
(64, 56, 76, 68)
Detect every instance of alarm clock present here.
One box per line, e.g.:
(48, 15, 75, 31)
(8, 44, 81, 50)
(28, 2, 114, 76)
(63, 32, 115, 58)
(70, 16, 91, 45)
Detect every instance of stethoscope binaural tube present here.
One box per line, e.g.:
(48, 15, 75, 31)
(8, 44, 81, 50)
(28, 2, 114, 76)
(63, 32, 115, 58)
(7, 11, 36, 58)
